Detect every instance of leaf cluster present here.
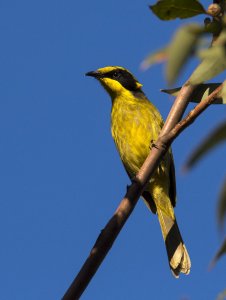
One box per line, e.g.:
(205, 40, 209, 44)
(144, 1, 226, 86)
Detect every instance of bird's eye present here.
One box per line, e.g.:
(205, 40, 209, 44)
(112, 71, 120, 79)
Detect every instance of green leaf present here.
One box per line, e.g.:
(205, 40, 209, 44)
(166, 24, 205, 85)
(189, 30, 226, 84)
(150, 0, 206, 20)
(184, 121, 226, 169)
(140, 47, 168, 70)
(218, 178, 226, 230)
(211, 238, 226, 267)
(161, 83, 225, 104)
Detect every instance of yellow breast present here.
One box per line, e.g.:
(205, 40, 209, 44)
(111, 92, 163, 177)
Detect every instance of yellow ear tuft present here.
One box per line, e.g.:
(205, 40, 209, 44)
(136, 82, 143, 89)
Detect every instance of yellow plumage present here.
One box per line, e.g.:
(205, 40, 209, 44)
(86, 66, 191, 277)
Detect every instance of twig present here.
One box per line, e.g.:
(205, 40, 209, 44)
(164, 82, 224, 143)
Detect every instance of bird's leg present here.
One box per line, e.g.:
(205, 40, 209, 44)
(131, 177, 142, 187)
(126, 184, 130, 192)
(150, 139, 168, 152)
(126, 178, 142, 193)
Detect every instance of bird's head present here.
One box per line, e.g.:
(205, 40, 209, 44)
(86, 66, 143, 97)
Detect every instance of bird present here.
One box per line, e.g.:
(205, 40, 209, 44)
(86, 66, 191, 277)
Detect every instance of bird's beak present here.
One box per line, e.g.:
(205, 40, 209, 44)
(85, 71, 102, 78)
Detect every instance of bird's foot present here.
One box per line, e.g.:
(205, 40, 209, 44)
(150, 139, 159, 150)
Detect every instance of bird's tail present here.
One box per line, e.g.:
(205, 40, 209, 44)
(156, 206, 191, 277)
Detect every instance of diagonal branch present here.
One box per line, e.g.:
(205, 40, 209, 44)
(62, 81, 224, 300)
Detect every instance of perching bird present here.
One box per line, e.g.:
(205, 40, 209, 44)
(86, 66, 191, 277)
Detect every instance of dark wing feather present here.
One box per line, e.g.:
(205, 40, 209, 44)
(142, 191, 157, 214)
(169, 153, 177, 207)
(142, 152, 177, 212)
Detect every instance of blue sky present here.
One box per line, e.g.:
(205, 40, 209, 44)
(0, 0, 226, 299)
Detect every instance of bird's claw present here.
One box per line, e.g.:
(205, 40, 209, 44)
(150, 139, 159, 150)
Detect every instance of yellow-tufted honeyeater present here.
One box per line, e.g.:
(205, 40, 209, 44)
(86, 66, 191, 277)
